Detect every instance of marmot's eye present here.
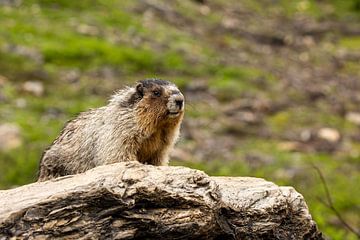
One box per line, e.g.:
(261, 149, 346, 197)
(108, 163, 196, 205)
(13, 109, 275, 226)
(153, 90, 161, 97)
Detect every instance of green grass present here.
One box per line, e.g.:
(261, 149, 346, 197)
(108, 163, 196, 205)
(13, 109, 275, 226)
(0, 80, 106, 186)
(266, 107, 358, 134)
(278, 0, 360, 19)
(208, 66, 277, 100)
(340, 36, 360, 50)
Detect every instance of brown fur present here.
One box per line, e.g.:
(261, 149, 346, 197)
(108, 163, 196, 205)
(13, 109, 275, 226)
(38, 79, 184, 181)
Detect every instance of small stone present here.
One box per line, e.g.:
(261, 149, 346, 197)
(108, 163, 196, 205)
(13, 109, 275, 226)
(0, 123, 22, 151)
(15, 98, 27, 108)
(0, 0, 22, 6)
(77, 24, 99, 36)
(199, 5, 210, 15)
(317, 128, 340, 143)
(222, 17, 239, 29)
(299, 52, 309, 62)
(4, 44, 43, 64)
(302, 36, 315, 47)
(237, 111, 258, 123)
(22, 81, 44, 96)
(300, 130, 312, 142)
(60, 70, 80, 83)
(0, 75, 8, 86)
(278, 141, 301, 152)
(346, 112, 360, 126)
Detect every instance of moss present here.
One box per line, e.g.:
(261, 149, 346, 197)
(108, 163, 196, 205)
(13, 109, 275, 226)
(339, 36, 360, 50)
(342, 62, 360, 76)
(208, 66, 276, 101)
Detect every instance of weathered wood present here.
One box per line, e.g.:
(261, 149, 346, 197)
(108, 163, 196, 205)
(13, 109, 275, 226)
(0, 162, 323, 239)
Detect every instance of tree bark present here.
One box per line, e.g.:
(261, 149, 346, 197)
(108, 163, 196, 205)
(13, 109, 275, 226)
(0, 162, 323, 239)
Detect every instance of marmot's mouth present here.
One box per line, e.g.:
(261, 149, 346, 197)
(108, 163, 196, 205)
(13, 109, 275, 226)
(168, 111, 181, 118)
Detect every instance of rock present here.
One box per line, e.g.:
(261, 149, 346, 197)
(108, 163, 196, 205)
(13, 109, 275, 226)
(245, 153, 274, 169)
(76, 24, 100, 36)
(0, 123, 22, 151)
(224, 98, 272, 114)
(281, 128, 341, 153)
(300, 129, 312, 142)
(223, 110, 262, 126)
(15, 98, 27, 108)
(278, 141, 302, 152)
(317, 128, 340, 143)
(3, 44, 43, 64)
(0, 0, 21, 6)
(222, 17, 239, 29)
(22, 81, 44, 96)
(346, 112, 360, 126)
(59, 69, 81, 83)
(0, 75, 8, 87)
(0, 162, 323, 239)
(199, 5, 210, 15)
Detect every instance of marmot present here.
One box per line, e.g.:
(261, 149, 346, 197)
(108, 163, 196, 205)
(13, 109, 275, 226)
(38, 79, 184, 181)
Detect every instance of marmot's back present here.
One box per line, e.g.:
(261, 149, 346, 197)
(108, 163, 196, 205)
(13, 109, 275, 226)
(38, 79, 184, 181)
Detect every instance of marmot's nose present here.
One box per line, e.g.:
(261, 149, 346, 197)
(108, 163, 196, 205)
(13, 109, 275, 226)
(175, 100, 183, 109)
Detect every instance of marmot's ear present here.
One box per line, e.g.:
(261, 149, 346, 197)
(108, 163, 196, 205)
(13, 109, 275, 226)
(136, 83, 144, 97)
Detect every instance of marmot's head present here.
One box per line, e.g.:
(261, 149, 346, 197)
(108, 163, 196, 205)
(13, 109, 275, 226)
(135, 79, 184, 122)
(112, 79, 184, 126)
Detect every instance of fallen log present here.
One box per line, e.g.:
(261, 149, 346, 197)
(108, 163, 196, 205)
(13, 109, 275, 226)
(0, 162, 323, 239)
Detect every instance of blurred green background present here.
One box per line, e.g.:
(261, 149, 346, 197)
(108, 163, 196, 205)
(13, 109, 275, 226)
(0, 0, 359, 239)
